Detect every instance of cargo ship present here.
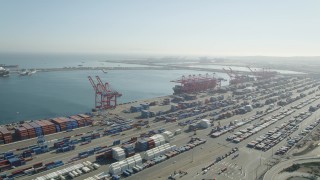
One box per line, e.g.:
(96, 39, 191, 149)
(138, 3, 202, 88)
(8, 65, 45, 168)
(0, 67, 10, 77)
(171, 73, 221, 94)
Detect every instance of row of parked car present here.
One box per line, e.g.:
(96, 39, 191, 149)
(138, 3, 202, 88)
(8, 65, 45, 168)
(247, 110, 313, 152)
(275, 119, 320, 155)
(292, 96, 320, 110)
(227, 108, 294, 144)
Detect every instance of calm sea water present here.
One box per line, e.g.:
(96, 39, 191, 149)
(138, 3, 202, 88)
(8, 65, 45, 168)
(0, 53, 229, 124)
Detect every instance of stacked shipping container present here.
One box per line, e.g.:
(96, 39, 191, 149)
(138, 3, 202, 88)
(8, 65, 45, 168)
(21, 123, 36, 138)
(51, 118, 67, 131)
(78, 114, 93, 125)
(43, 120, 56, 134)
(70, 115, 84, 127)
(28, 122, 43, 137)
(35, 120, 56, 135)
(58, 117, 78, 130)
(0, 127, 13, 144)
(15, 127, 29, 140)
(2, 114, 92, 144)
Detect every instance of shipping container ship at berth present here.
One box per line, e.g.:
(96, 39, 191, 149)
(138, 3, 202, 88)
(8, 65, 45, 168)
(171, 73, 222, 94)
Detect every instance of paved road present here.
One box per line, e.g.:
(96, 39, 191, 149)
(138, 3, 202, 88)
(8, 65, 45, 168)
(263, 156, 320, 180)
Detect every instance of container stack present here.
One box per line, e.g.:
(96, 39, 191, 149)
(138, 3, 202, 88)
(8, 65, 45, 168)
(122, 144, 135, 157)
(147, 138, 155, 149)
(43, 120, 56, 134)
(142, 143, 171, 160)
(109, 154, 143, 175)
(130, 105, 142, 113)
(78, 114, 93, 125)
(28, 122, 43, 137)
(60, 117, 73, 130)
(95, 148, 113, 161)
(8, 157, 23, 167)
(0, 127, 13, 144)
(81, 135, 92, 142)
(4, 152, 15, 160)
(64, 118, 78, 130)
(55, 124, 61, 132)
(33, 147, 44, 155)
(141, 103, 150, 110)
(54, 138, 70, 148)
(109, 162, 122, 175)
(21, 123, 36, 138)
(161, 131, 174, 142)
(118, 160, 128, 172)
(112, 147, 126, 161)
(141, 110, 150, 118)
(69, 118, 79, 129)
(15, 127, 29, 140)
(35, 120, 56, 135)
(51, 118, 67, 131)
(56, 144, 75, 153)
(22, 150, 33, 158)
(135, 139, 148, 151)
(70, 115, 84, 127)
(149, 134, 166, 147)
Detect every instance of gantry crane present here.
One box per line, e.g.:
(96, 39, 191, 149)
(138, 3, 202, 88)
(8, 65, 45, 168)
(223, 67, 253, 85)
(247, 66, 277, 80)
(88, 76, 122, 110)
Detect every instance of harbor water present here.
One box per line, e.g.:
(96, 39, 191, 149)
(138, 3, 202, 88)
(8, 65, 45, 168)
(0, 54, 230, 124)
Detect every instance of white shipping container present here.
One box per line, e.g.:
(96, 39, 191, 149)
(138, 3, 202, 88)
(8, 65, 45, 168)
(72, 171, 78, 177)
(119, 160, 129, 172)
(126, 159, 136, 168)
(69, 172, 75, 178)
(175, 129, 182, 135)
(109, 166, 121, 175)
(76, 169, 83, 175)
(144, 151, 154, 160)
(153, 149, 160, 157)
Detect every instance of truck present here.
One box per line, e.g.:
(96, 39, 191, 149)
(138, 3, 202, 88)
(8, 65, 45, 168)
(221, 167, 227, 172)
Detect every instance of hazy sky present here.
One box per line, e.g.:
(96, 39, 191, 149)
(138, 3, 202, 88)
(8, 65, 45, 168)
(0, 0, 319, 56)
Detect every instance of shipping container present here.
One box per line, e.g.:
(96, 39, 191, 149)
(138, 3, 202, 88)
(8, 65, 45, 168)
(21, 123, 36, 138)
(0, 127, 13, 144)
(28, 122, 43, 137)
(15, 127, 29, 140)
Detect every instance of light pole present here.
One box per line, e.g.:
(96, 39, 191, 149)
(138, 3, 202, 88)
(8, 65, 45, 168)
(191, 148, 194, 163)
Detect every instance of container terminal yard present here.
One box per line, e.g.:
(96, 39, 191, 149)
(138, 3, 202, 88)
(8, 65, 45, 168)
(1, 68, 320, 180)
